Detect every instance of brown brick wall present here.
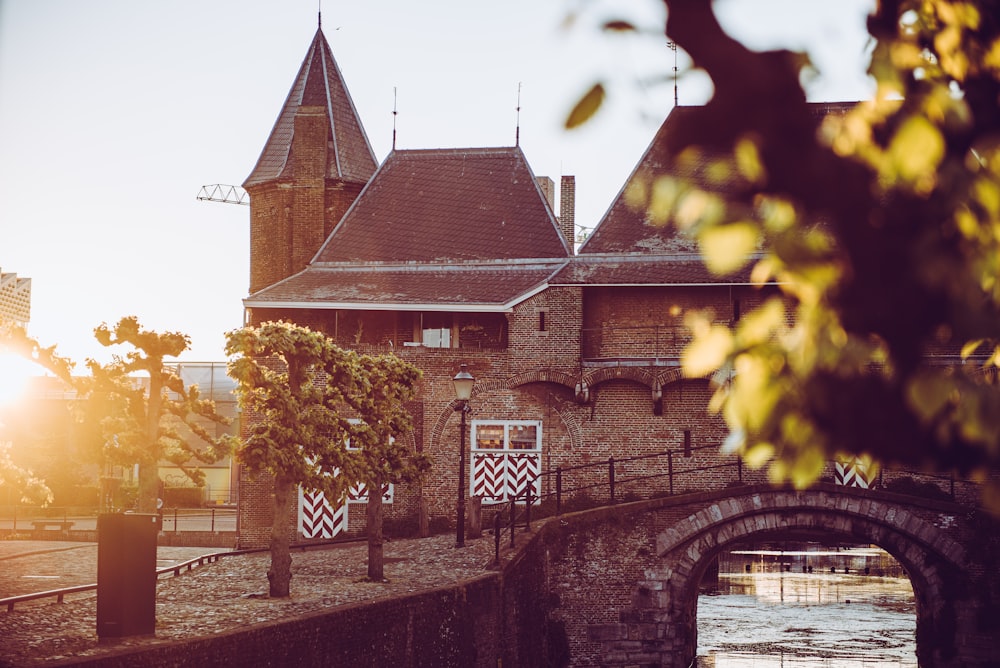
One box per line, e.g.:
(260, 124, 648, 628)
(238, 282, 760, 548)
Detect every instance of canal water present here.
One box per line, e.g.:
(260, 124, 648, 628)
(696, 546, 916, 667)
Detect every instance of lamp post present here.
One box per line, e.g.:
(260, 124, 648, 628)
(453, 364, 475, 548)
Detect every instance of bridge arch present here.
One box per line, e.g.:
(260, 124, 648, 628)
(632, 488, 968, 667)
(536, 485, 993, 668)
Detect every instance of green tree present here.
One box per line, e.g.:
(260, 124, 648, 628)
(572, 0, 1000, 503)
(345, 353, 429, 582)
(77, 317, 231, 513)
(225, 321, 363, 598)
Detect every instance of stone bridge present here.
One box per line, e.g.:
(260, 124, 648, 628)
(507, 482, 1000, 667)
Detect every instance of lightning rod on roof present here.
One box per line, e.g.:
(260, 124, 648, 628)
(392, 87, 398, 150)
(668, 42, 679, 106)
(515, 82, 522, 147)
(318, 0, 322, 28)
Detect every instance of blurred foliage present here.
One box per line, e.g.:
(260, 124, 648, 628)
(570, 0, 1000, 505)
(1, 318, 231, 513)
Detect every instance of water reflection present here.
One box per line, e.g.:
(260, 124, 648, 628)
(697, 546, 916, 668)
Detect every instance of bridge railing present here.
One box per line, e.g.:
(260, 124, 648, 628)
(483, 444, 980, 562)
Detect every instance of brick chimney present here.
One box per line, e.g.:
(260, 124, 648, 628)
(560, 175, 576, 252)
(536, 176, 555, 211)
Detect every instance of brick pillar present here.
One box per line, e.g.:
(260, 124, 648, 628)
(560, 175, 576, 251)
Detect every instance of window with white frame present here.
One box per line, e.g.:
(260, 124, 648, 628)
(470, 420, 542, 504)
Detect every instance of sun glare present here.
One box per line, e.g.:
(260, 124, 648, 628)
(0, 353, 37, 406)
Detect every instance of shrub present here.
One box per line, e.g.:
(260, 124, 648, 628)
(163, 486, 203, 508)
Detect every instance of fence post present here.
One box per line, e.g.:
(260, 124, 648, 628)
(556, 467, 562, 516)
(494, 512, 501, 565)
(173, 508, 178, 533)
(525, 488, 532, 532)
(609, 457, 616, 504)
(668, 451, 674, 496)
(210, 507, 216, 533)
(509, 498, 516, 548)
(737, 455, 743, 483)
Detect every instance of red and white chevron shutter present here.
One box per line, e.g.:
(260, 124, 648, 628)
(348, 481, 394, 503)
(472, 452, 507, 502)
(298, 488, 347, 538)
(505, 452, 541, 502)
(835, 457, 871, 488)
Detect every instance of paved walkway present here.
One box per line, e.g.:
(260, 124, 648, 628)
(0, 541, 224, 599)
(0, 533, 501, 666)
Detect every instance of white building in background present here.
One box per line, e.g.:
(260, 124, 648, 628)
(0, 267, 31, 325)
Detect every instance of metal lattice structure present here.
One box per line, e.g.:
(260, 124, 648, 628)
(196, 184, 249, 206)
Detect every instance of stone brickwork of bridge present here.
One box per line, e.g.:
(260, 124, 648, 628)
(513, 483, 1000, 668)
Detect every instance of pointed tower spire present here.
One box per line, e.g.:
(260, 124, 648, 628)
(243, 24, 378, 294)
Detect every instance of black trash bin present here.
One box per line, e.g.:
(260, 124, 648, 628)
(96, 513, 160, 638)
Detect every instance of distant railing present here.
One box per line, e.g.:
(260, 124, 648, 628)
(0, 507, 237, 534)
(581, 324, 691, 363)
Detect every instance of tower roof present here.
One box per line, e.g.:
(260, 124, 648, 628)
(243, 26, 378, 188)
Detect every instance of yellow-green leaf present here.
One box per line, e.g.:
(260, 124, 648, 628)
(735, 137, 765, 184)
(700, 222, 759, 275)
(744, 442, 774, 469)
(565, 83, 605, 130)
(961, 339, 984, 359)
(888, 116, 945, 185)
(682, 326, 732, 377)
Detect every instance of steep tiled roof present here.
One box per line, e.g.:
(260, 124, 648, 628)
(580, 102, 856, 255)
(314, 147, 571, 263)
(243, 27, 377, 188)
(244, 261, 566, 310)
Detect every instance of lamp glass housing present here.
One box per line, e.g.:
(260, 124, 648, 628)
(452, 365, 475, 401)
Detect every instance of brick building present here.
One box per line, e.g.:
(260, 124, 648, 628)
(234, 24, 800, 548)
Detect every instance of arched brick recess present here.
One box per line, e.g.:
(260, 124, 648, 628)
(654, 367, 685, 386)
(507, 369, 577, 391)
(429, 369, 582, 456)
(596, 489, 970, 668)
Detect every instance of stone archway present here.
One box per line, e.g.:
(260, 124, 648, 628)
(598, 488, 970, 667)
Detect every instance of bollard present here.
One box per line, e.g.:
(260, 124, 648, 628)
(469, 496, 482, 539)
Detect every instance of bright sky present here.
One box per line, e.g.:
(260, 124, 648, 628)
(0, 0, 876, 370)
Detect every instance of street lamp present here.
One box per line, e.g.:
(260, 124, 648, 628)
(453, 364, 474, 548)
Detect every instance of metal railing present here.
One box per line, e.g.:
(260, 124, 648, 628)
(581, 324, 691, 362)
(1, 552, 227, 612)
(0, 507, 237, 534)
(484, 444, 977, 564)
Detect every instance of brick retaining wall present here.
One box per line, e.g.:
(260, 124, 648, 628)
(52, 575, 504, 668)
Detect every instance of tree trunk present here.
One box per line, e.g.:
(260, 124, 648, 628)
(268, 475, 294, 597)
(137, 377, 164, 513)
(366, 477, 385, 582)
